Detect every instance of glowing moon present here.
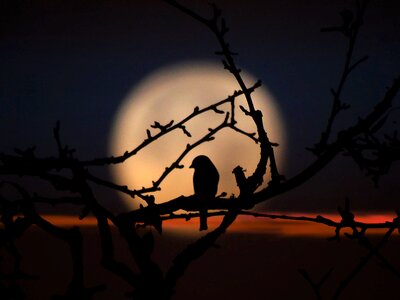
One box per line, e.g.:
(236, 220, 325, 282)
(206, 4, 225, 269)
(109, 62, 286, 210)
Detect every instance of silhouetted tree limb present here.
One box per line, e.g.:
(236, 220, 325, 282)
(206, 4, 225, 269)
(164, 0, 282, 194)
(1, 182, 105, 299)
(1, 0, 399, 299)
(244, 201, 400, 300)
(331, 226, 396, 300)
(315, 0, 370, 154)
(250, 77, 400, 206)
(164, 209, 238, 291)
(81, 80, 261, 167)
(299, 267, 334, 300)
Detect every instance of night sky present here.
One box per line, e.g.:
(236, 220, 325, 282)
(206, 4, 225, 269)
(2, 1, 400, 300)
(1, 0, 400, 212)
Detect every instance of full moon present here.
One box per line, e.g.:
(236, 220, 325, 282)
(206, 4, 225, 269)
(109, 62, 286, 210)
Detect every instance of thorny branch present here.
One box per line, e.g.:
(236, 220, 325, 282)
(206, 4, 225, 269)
(85, 112, 232, 206)
(240, 203, 400, 300)
(164, 0, 283, 192)
(313, 0, 371, 154)
(81, 81, 261, 167)
(0, 0, 399, 299)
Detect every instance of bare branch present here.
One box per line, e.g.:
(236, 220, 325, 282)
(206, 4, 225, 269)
(81, 82, 260, 167)
(164, 209, 238, 289)
(312, 0, 371, 155)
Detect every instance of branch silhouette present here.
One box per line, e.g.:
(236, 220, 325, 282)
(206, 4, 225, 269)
(1, 0, 399, 299)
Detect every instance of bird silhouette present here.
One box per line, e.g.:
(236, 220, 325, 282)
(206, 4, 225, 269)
(190, 155, 219, 231)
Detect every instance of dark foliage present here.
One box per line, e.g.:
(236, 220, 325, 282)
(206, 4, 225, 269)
(1, 0, 399, 299)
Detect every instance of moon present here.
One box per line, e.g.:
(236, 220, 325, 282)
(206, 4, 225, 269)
(109, 62, 286, 210)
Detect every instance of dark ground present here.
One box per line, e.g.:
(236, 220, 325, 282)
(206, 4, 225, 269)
(3, 225, 400, 300)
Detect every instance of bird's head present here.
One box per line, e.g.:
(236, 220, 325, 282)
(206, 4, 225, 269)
(190, 155, 213, 169)
(232, 166, 245, 175)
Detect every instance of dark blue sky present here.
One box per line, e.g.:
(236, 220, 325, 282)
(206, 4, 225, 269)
(1, 0, 399, 211)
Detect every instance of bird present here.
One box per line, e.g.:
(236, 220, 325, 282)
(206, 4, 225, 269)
(190, 155, 219, 231)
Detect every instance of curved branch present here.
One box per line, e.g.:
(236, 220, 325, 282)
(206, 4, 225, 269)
(81, 82, 260, 167)
(254, 77, 400, 205)
(164, 0, 282, 194)
(164, 209, 238, 289)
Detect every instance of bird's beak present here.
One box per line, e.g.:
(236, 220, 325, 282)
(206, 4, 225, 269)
(189, 163, 194, 168)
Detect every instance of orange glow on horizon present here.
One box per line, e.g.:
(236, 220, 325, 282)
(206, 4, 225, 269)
(16, 212, 398, 237)
(42, 215, 99, 227)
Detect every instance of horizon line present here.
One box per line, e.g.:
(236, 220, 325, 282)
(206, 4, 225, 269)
(20, 212, 398, 237)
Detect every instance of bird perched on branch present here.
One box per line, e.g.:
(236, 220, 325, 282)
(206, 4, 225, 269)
(190, 155, 219, 231)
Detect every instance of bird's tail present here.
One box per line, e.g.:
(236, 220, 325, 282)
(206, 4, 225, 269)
(199, 209, 208, 231)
